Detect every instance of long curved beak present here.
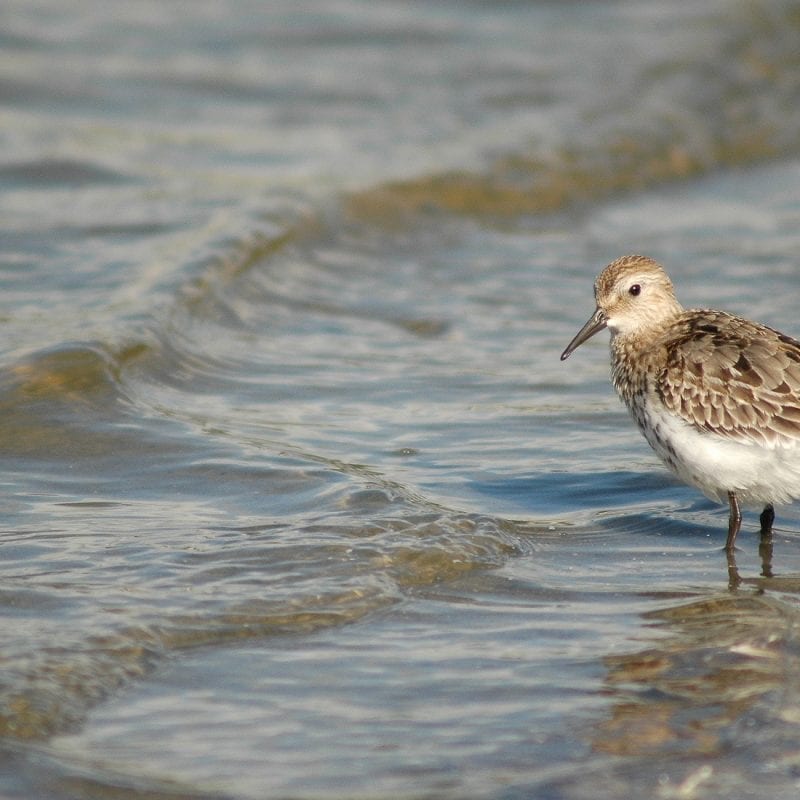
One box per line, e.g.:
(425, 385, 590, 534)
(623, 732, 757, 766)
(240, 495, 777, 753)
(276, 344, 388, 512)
(560, 307, 607, 361)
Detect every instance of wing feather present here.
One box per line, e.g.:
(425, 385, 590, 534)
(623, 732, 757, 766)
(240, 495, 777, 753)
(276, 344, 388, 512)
(656, 311, 800, 447)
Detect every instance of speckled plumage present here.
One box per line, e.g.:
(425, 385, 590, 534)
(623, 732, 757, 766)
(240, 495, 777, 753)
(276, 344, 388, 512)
(561, 254, 800, 551)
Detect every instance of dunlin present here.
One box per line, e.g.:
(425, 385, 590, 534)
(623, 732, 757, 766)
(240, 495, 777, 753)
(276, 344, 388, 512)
(561, 254, 800, 551)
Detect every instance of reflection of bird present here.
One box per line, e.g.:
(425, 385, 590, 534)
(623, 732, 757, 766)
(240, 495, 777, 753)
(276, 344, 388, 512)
(561, 254, 800, 551)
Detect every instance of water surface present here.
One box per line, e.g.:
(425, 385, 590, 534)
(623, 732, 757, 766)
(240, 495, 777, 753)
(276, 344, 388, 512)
(2, 1, 800, 798)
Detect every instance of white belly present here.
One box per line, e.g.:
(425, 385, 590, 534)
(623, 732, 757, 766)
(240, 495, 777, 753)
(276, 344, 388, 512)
(631, 399, 800, 508)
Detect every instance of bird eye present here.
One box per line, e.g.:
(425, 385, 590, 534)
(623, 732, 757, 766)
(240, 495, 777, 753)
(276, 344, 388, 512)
(628, 284, 641, 296)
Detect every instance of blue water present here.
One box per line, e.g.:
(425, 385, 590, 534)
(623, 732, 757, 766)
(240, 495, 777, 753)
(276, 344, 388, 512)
(2, 1, 800, 798)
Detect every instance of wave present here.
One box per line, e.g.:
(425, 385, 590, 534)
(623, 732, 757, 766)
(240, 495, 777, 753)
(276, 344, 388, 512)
(346, 2, 800, 222)
(3, 0, 800, 753)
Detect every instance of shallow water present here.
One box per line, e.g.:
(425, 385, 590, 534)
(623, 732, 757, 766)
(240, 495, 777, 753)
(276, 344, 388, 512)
(3, 1, 800, 798)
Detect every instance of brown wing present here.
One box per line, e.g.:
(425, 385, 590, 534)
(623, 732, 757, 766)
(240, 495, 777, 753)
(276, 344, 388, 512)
(656, 310, 800, 446)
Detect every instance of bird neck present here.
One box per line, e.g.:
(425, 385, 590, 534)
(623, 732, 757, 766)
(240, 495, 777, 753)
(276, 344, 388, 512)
(609, 325, 671, 405)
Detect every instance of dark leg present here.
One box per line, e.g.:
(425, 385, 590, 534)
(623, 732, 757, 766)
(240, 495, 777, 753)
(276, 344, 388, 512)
(759, 504, 775, 535)
(759, 503, 774, 578)
(726, 546, 741, 591)
(725, 491, 741, 552)
(759, 530, 774, 579)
